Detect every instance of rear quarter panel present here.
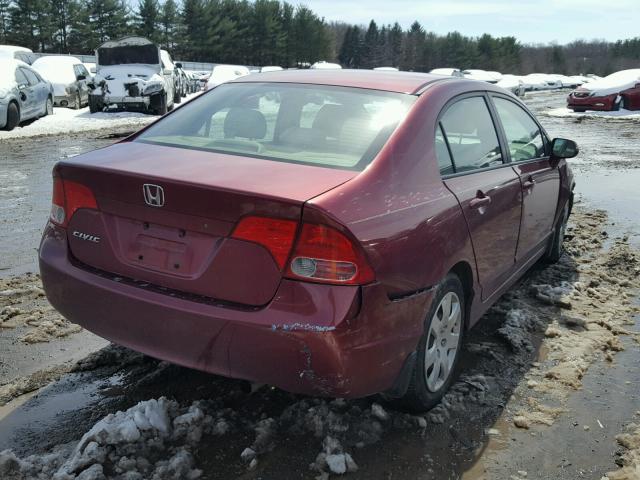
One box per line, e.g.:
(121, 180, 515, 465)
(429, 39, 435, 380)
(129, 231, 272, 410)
(310, 82, 479, 302)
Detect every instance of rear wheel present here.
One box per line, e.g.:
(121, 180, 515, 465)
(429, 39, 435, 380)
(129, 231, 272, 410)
(395, 273, 465, 412)
(4, 102, 20, 130)
(43, 97, 53, 116)
(174, 87, 182, 104)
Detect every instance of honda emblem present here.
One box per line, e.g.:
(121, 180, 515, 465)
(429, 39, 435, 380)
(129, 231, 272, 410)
(143, 184, 165, 207)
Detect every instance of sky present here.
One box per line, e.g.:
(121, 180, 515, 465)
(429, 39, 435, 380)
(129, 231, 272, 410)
(299, 0, 639, 44)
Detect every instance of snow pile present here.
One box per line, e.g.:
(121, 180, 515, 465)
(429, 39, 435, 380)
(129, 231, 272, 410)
(310, 436, 358, 476)
(604, 419, 640, 480)
(496, 309, 542, 352)
(545, 107, 640, 120)
(426, 374, 492, 424)
(0, 92, 202, 140)
(0, 397, 222, 479)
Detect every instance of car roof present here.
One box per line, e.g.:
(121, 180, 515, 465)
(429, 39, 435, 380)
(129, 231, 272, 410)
(230, 69, 453, 95)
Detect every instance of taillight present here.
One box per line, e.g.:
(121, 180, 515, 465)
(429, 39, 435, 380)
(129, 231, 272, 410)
(285, 223, 375, 285)
(50, 176, 98, 227)
(232, 216, 297, 270)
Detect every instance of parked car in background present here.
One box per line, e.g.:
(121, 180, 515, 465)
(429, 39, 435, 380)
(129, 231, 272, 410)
(206, 64, 250, 89)
(173, 62, 187, 98)
(160, 49, 181, 105)
(462, 69, 498, 83)
(32, 55, 90, 109)
(90, 36, 176, 115)
(0, 58, 53, 130)
(0, 45, 37, 64)
(260, 66, 283, 72)
(373, 67, 399, 71)
(40, 70, 577, 411)
(310, 61, 342, 69)
(430, 68, 464, 77)
(521, 73, 562, 91)
(497, 74, 525, 97)
(567, 69, 640, 112)
(84, 62, 97, 75)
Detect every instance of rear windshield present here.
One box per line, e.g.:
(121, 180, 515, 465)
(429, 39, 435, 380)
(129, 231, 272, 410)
(98, 45, 159, 66)
(134, 82, 416, 170)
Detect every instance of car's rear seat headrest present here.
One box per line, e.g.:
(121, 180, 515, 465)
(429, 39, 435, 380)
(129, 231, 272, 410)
(224, 107, 267, 140)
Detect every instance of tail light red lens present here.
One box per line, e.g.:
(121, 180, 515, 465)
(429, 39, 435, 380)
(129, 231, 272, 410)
(232, 216, 298, 270)
(285, 223, 375, 285)
(50, 176, 98, 227)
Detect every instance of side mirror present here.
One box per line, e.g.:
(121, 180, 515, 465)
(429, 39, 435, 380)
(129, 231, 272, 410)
(551, 137, 579, 159)
(175, 62, 182, 69)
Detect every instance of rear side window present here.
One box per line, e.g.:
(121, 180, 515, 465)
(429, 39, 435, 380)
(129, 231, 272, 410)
(493, 97, 545, 161)
(135, 83, 416, 171)
(14, 67, 28, 86)
(439, 96, 503, 173)
(21, 68, 40, 86)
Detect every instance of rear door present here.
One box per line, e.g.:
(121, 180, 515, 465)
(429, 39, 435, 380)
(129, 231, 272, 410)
(490, 95, 560, 262)
(438, 94, 523, 300)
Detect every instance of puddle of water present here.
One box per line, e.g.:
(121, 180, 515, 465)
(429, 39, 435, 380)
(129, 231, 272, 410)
(0, 371, 122, 454)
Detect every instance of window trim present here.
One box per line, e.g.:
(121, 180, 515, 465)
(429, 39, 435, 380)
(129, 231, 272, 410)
(487, 92, 552, 164)
(435, 91, 510, 179)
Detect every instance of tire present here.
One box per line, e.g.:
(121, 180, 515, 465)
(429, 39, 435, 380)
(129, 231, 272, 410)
(88, 96, 102, 114)
(43, 97, 53, 116)
(4, 102, 20, 130)
(571, 108, 586, 113)
(395, 273, 466, 412)
(174, 87, 182, 104)
(73, 92, 81, 110)
(152, 93, 168, 115)
(544, 203, 569, 264)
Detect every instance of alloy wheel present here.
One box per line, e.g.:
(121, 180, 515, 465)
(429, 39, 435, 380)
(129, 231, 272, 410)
(424, 291, 462, 392)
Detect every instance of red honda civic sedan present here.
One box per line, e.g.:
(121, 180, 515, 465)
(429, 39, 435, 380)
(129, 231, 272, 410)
(40, 70, 577, 411)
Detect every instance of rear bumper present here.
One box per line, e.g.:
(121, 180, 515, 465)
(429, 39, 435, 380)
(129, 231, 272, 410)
(567, 93, 617, 111)
(54, 94, 77, 107)
(39, 224, 431, 398)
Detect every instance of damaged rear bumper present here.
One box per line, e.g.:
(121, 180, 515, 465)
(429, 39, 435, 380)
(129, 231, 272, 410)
(39, 224, 431, 398)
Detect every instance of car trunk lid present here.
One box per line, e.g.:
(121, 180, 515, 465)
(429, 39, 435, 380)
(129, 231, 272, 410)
(58, 142, 356, 306)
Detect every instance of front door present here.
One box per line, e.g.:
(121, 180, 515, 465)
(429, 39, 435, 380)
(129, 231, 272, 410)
(438, 95, 522, 300)
(490, 95, 560, 262)
(15, 67, 36, 118)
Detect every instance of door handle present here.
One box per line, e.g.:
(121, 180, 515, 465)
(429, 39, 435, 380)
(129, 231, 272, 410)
(469, 192, 492, 208)
(523, 177, 535, 190)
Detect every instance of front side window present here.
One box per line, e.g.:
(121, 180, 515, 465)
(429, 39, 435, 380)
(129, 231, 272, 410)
(439, 96, 503, 173)
(493, 97, 545, 161)
(135, 83, 416, 171)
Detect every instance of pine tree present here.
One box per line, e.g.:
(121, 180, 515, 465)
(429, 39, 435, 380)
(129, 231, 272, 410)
(160, 0, 177, 50)
(0, 0, 11, 43)
(136, 0, 159, 43)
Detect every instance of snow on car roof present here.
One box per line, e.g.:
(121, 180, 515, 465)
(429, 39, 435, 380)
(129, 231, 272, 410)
(99, 36, 154, 49)
(582, 69, 640, 91)
(32, 55, 81, 84)
(0, 58, 30, 88)
(0, 45, 32, 53)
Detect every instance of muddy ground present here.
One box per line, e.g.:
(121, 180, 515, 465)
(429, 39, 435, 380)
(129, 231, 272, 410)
(0, 91, 639, 479)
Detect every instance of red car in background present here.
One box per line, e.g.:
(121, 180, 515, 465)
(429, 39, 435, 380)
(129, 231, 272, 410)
(40, 70, 577, 411)
(567, 69, 640, 112)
